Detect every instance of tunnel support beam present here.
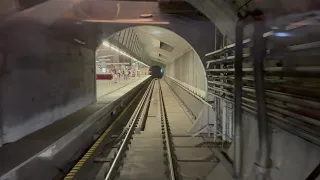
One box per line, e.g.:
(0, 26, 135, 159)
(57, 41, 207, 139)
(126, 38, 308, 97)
(252, 12, 271, 180)
(222, 99, 227, 141)
(234, 20, 244, 179)
(213, 99, 218, 142)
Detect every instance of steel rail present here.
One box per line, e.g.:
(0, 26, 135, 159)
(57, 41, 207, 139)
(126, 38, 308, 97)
(158, 80, 177, 180)
(136, 80, 155, 132)
(104, 80, 154, 180)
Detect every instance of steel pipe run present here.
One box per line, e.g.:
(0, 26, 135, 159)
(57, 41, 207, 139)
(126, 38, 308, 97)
(241, 96, 320, 127)
(208, 81, 320, 110)
(209, 90, 320, 146)
(206, 66, 320, 73)
(252, 12, 271, 180)
(233, 19, 244, 179)
(208, 87, 320, 141)
(210, 86, 320, 128)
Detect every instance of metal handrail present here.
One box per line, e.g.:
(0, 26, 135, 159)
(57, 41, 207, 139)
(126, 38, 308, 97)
(104, 80, 154, 180)
(165, 76, 211, 107)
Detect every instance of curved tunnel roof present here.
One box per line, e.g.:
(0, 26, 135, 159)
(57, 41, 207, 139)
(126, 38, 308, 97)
(132, 26, 192, 65)
(1, 0, 319, 66)
(96, 26, 193, 66)
(2, 0, 318, 57)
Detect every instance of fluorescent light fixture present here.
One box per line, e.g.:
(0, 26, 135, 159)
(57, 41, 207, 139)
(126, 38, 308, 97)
(105, 63, 130, 65)
(102, 41, 150, 67)
(152, 30, 162, 35)
(98, 55, 114, 58)
(74, 38, 85, 45)
(273, 32, 290, 37)
(83, 19, 169, 25)
(140, 14, 153, 18)
(103, 42, 110, 47)
(110, 46, 118, 51)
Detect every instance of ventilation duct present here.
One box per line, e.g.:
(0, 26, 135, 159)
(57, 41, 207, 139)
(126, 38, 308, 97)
(160, 42, 174, 52)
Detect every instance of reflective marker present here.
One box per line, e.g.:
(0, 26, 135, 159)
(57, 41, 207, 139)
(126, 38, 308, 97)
(273, 32, 290, 37)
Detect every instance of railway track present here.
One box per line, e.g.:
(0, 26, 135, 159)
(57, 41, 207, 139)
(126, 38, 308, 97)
(158, 79, 180, 180)
(64, 79, 218, 180)
(103, 79, 180, 180)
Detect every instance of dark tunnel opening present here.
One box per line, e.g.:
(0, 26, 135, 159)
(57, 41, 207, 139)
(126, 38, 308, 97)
(149, 66, 164, 79)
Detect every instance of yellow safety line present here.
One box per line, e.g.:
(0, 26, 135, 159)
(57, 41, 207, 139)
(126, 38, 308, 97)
(63, 90, 143, 180)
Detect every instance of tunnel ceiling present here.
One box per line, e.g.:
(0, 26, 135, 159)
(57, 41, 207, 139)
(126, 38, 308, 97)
(45, 0, 210, 54)
(132, 26, 191, 65)
(96, 25, 192, 66)
(1, 0, 319, 59)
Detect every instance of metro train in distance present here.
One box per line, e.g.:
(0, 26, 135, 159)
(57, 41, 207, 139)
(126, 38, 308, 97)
(148, 66, 164, 78)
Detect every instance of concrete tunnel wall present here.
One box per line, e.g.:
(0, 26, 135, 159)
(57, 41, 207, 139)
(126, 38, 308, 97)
(0, 0, 217, 146)
(85, 1, 216, 64)
(0, 1, 319, 179)
(0, 22, 96, 145)
(166, 49, 207, 99)
(0, 23, 214, 146)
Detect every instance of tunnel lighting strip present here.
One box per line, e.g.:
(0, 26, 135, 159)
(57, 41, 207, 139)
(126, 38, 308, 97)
(102, 41, 150, 67)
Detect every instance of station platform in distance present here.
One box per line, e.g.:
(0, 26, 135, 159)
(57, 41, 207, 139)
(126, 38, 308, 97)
(96, 76, 147, 98)
(0, 76, 150, 180)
